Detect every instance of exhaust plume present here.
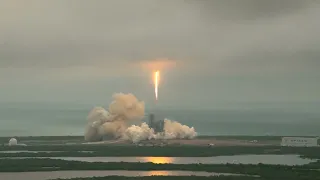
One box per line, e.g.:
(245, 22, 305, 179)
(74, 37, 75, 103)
(84, 93, 197, 143)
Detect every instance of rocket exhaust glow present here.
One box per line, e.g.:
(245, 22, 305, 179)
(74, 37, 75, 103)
(154, 71, 159, 101)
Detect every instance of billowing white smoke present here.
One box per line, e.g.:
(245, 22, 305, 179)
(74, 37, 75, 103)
(84, 93, 145, 142)
(163, 119, 197, 139)
(84, 93, 197, 143)
(124, 119, 197, 143)
(124, 122, 156, 143)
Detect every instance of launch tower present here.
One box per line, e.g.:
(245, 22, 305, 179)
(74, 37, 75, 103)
(148, 113, 164, 133)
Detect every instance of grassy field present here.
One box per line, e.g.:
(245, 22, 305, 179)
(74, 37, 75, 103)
(0, 136, 84, 145)
(50, 176, 259, 180)
(0, 135, 292, 143)
(51, 175, 320, 180)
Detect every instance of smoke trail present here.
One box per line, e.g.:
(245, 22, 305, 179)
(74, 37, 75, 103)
(84, 93, 197, 143)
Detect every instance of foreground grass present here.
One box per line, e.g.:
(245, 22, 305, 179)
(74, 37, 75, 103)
(52, 175, 320, 180)
(52, 176, 258, 180)
(0, 145, 319, 159)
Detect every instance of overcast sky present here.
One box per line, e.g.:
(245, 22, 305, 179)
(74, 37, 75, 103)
(0, 0, 319, 109)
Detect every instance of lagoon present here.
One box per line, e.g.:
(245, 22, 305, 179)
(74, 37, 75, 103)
(0, 170, 242, 180)
(5, 154, 315, 165)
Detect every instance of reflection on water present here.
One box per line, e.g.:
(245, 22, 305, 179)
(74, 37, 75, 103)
(43, 154, 315, 165)
(139, 171, 236, 177)
(0, 170, 234, 180)
(3, 154, 315, 166)
(0, 151, 63, 153)
(141, 157, 174, 164)
(142, 171, 170, 176)
(0, 151, 92, 153)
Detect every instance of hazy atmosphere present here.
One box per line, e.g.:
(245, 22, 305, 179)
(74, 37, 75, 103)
(1, 0, 319, 108)
(1, 0, 320, 136)
(1, 2, 320, 180)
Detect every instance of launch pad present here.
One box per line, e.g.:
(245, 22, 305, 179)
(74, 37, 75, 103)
(148, 113, 164, 133)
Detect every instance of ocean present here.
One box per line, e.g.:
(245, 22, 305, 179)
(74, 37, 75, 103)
(0, 103, 319, 137)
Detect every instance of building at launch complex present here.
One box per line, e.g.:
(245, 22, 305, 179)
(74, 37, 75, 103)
(148, 113, 164, 133)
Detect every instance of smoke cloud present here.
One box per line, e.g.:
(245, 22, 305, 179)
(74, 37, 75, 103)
(124, 122, 156, 143)
(84, 93, 197, 143)
(84, 93, 145, 141)
(163, 119, 197, 139)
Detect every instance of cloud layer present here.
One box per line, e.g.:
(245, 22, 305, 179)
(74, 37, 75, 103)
(0, 0, 319, 105)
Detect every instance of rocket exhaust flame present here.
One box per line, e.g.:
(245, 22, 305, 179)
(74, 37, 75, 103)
(154, 71, 160, 101)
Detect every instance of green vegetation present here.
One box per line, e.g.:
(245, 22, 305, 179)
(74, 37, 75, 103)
(0, 136, 83, 143)
(0, 158, 318, 174)
(52, 176, 257, 180)
(0, 145, 319, 158)
(0, 135, 285, 145)
(52, 175, 320, 180)
(1, 136, 319, 180)
(197, 135, 283, 141)
(199, 135, 319, 141)
(0, 158, 319, 180)
(0, 135, 287, 143)
(0, 135, 317, 143)
(0, 136, 83, 145)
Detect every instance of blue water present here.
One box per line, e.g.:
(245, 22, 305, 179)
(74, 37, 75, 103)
(0, 103, 319, 136)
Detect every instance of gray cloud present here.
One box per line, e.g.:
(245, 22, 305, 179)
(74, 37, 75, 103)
(189, 0, 314, 21)
(221, 49, 320, 75)
(0, 0, 198, 68)
(0, 0, 320, 104)
(1, 0, 319, 71)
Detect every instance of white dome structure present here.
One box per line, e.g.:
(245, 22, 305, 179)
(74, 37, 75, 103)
(8, 138, 18, 146)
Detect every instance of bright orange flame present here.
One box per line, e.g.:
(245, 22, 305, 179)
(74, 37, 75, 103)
(153, 70, 160, 101)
